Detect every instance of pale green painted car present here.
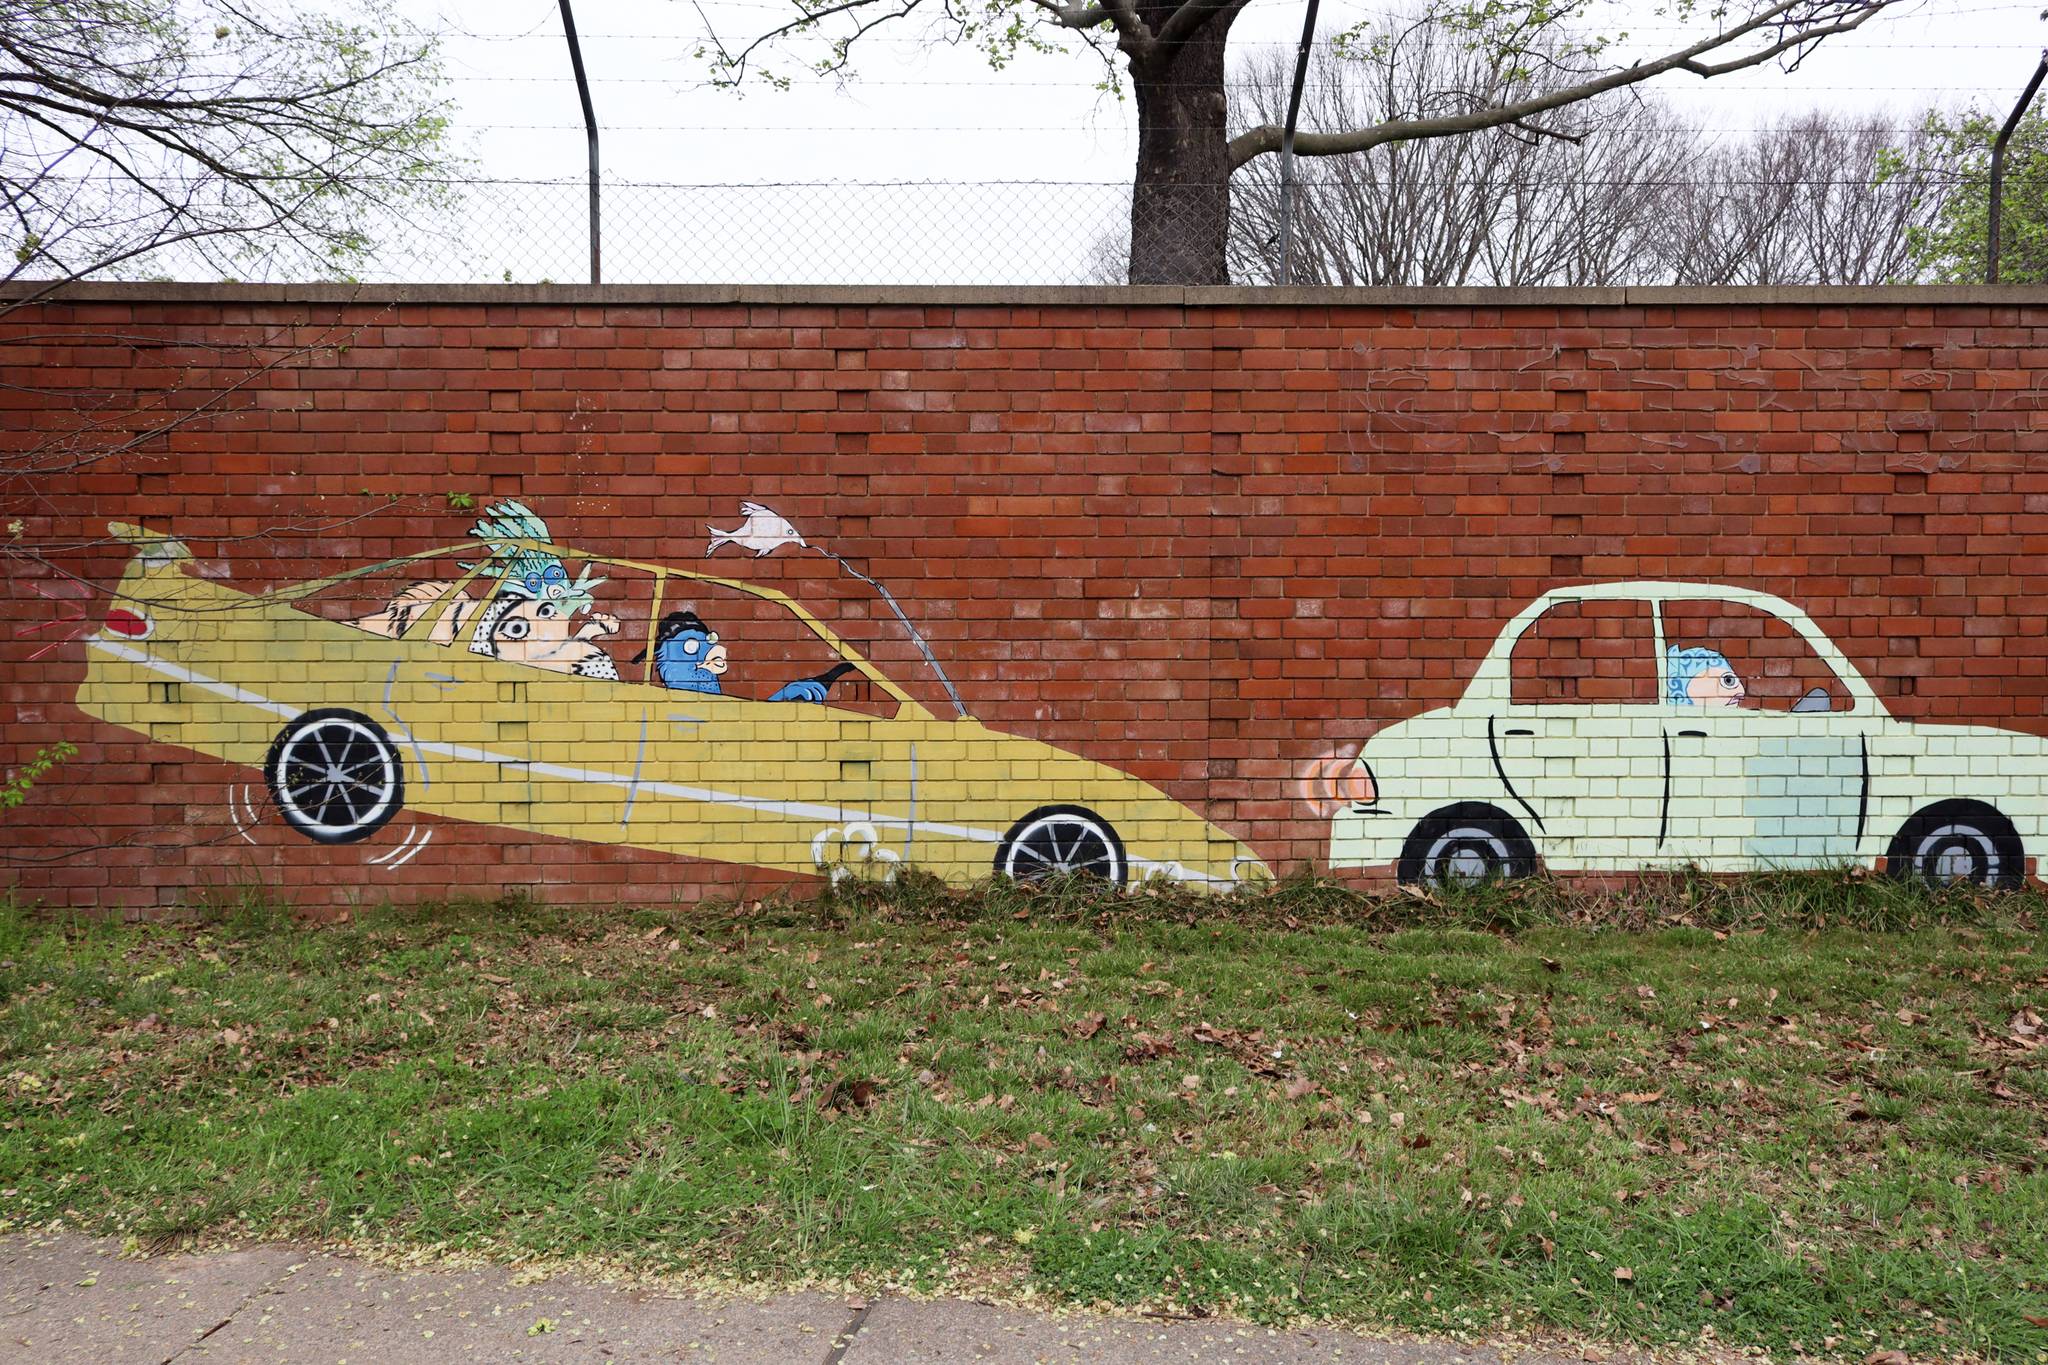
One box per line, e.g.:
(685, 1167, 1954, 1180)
(1330, 581, 2046, 887)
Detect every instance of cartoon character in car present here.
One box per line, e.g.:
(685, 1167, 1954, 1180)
(1329, 581, 2046, 888)
(76, 514, 1269, 890)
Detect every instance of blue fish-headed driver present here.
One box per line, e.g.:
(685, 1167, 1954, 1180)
(653, 610, 728, 694)
(649, 608, 848, 703)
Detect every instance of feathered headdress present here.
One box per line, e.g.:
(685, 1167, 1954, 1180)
(460, 499, 606, 612)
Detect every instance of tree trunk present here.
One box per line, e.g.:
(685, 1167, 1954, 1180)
(1126, 8, 1241, 285)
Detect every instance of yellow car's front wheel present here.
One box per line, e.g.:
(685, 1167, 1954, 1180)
(996, 805, 1126, 886)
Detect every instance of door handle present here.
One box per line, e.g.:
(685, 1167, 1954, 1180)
(1504, 727, 1535, 737)
(1675, 729, 1708, 739)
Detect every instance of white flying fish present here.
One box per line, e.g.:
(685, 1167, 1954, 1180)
(706, 502, 806, 557)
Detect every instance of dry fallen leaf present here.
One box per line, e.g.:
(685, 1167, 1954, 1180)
(1612, 1267, 1634, 1282)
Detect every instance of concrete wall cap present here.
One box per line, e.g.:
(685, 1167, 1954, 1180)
(7, 281, 2048, 308)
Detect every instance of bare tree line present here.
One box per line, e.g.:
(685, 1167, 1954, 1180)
(1217, 36, 1956, 287)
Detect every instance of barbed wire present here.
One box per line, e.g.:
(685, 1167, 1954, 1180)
(440, 70, 2041, 84)
(23, 173, 1988, 190)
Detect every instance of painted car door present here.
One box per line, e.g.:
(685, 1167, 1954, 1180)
(1659, 710, 1870, 869)
(1656, 597, 1871, 871)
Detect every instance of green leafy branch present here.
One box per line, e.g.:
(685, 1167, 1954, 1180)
(2, 743, 78, 815)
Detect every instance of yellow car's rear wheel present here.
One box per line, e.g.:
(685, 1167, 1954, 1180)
(996, 805, 1126, 887)
(264, 709, 405, 845)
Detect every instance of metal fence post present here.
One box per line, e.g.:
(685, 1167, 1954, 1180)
(1988, 49, 2048, 286)
(1276, 0, 1322, 286)
(559, 0, 601, 284)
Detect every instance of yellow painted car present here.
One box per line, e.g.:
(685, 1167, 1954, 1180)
(75, 522, 1267, 888)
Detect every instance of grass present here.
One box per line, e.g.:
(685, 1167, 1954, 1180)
(0, 871, 2043, 1361)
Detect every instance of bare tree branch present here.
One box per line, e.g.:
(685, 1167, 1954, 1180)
(1228, 0, 1899, 170)
(1221, 35, 1948, 289)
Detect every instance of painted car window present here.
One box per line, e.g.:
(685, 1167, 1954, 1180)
(642, 577, 897, 718)
(1509, 598, 1659, 705)
(685, 545, 962, 718)
(314, 502, 638, 684)
(1660, 599, 1856, 713)
(296, 555, 469, 642)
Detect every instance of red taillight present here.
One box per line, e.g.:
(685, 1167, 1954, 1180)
(103, 608, 152, 638)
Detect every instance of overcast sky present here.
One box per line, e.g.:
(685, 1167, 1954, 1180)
(406, 0, 2045, 283)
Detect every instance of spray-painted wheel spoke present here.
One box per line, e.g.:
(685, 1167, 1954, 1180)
(1068, 832, 1111, 873)
(314, 783, 348, 823)
(285, 767, 329, 803)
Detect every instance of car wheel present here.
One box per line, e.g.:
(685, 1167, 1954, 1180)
(1884, 799, 2024, 890)
(1396, 803, 1538, 887)
(265, 709, 405, 845)
(996, 805, 1127, 887)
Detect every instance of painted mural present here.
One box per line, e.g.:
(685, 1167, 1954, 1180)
(1326, 581, 2047, 889)
(50, 508, 2048, 895)
(72, 503, 1270, 890)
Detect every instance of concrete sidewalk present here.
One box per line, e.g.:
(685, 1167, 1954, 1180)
(0, 1232, 1610, 1364)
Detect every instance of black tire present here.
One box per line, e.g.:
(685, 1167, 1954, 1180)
(995, 805, 1127, 887)
(1884, 799, 2024, 890)
(1396, 802, 1538, 886)
(264, 709, 405, 845)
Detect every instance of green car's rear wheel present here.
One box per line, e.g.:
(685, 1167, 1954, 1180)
(265, 709, 405, 845)
(1397, 803, 1537, 887)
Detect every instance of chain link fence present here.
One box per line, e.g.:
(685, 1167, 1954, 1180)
(12, 170, 1958, 289)
(355, 167, 1955, 288)
(369, 179, 1134, 286)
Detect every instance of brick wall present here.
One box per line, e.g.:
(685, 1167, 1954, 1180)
(3, 284, 2046, 911)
